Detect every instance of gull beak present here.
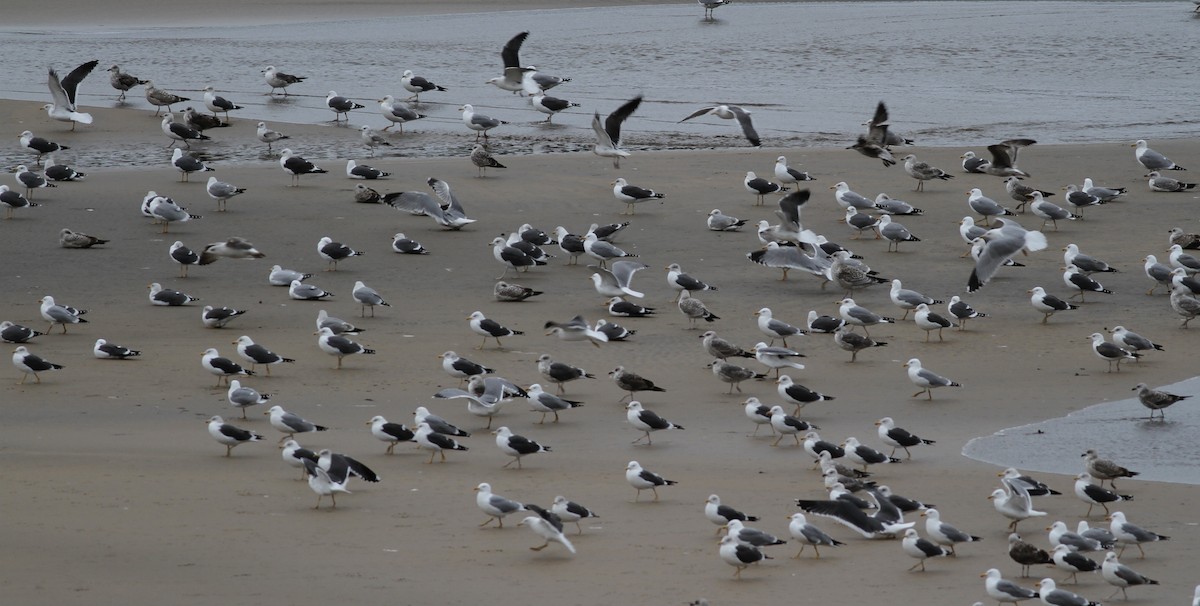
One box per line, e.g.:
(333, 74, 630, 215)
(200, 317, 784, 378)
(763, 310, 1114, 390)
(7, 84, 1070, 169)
(231, 340, 238, 345)
(873, 421, 882, 427)
(919, 511, 928, 518)
(997, 471, 1006, 477)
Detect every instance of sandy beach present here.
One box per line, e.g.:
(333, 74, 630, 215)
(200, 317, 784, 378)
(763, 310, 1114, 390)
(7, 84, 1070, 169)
(4, 3, 1200, 605)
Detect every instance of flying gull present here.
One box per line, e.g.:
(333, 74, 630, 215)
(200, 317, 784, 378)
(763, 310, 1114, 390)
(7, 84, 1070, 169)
(488, 32, 537, 94)
(849, 101, 899, 166)
(591, 260, 648, 299)
(44, 61, 98, 129)
(679, 104, 760, 147)
(989, 479, 1046, 531)
(593, 96, 642, 168)
(383, 177, 476, 229)
(968, 219, 1048, 292)
(982, 139, 1036, 178)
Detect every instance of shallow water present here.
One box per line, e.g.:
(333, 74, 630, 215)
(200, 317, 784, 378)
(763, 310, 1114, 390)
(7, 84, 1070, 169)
(3, 1, 1199, 168)
(963, 376, 1200, 485)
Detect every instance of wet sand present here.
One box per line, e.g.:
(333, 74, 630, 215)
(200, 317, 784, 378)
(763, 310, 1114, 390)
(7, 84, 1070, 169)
(4, 5, 1200, 603)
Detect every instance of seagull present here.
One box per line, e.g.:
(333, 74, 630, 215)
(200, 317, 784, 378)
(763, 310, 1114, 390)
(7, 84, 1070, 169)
(1029, 287, 1078, 324)
(524, 384, 583, 424)
(367, 416, 415, 454)
(1, 322, 45, 344)
(519, 515, 576, 555)
(162, 114, 210, 149)
(625, 460, 676, 501)
(439, 350, 492, 385)
(591, 260, 648, 299)
(902, 528, 949, 571)
(317, 236, 363, 271)
(982, 568, 1038, 604)
(44, 61, 98, 129)
(262, 65, 305, 95)
(754, 308, 803, 347)
(699, 0, 733, 19)
(593, 96, 642, 168)
(183, 106, 227, 132)
(719, 534, 769, 579)
(968, 220, 1048, 292)
(206, 415, 262, 456)
(147, 282, 198, 306)
(226, 379, 269, 419)
(1101, 551, 1158, 599)
(768, 405, 817, 446)
(0, 185, 39, 219)
(1088, 333, 1137, 372)
(705, 494, 759, 532)
(400, 69, 447, 101)
(1133, 139, 1185, 172)
(678, 290, 719, 327)
(889, 279, 942, 320)
(707, 208, 747, 231)
(1009, 533, 1053, 577)
(1051, 543, 1102, 583)
(989, 479, 1046, 532)
(351, 281, 389, 317)
(1074, 473, 1132, 517)
(611, 178, 664, 215)
(530, 92, 580, 122)
(143, 81, 189, 116)
(279, 149, 327, 186)
(201, 348, 252, 387)
(795, 488, 914, 539)
(849, 101, 899, 166)
(234, 335, 293, 375)
(999, 468, 1061, 497)
(1131, 382, 1189, 420)
(414, 422, 468, 463)
(744, 171, 787, 205)
(1146, 171, 1196, 192)
(901, 154, 953, 191)
(107, 64, 147, 101)
(470, 144, 506, 177)
(983, 139, 1036, 178)
(359, 125, 391, 155)
(460, 104, 507, 140)
(537, 353, 597, 391)
(1108, 511, 1169, 559)
(1006, 176, 1056, 212)
(904, 358, 960, 400)
(961, 150, 989, 173)
(626, 401, 683, 445)
(256, 122, 290, 151)
(205, 177, 246, 212)
(476, 482, 525, 527)
(488, 31, 538, 94)
(325, 91, 364, 122)
(551, 495, 597, 535)
(315, 327, 374, 369)
(170, 148, 213, 183)
(678, 105, 760, 147)
(346, 160, 390, 180)
(14, 165, 55, 199)
(968, 188, 1016, 226)
(838, 297, 893, 336)
(701, 331, 753, 360)
(377, 94, 426, 132)
(383, 177, 476, 229)
(833, 326, 886, 362)
(1037, 578, 1101, 606)
(1082, 449, 1139, 490)
(468, 311, 522, 349)
(19, 131, 67, 165)
(921, 508, 981, 555)
(609, 366, 666, 401)
(875, 417, 934, 459)
(787, 513, 843, 559)
(39, 295, 87, 333)
(202, 86, 242, 120)
(316, 309, 360, 334)
(201, 306, 246, 328)
(12, 345, 63, 384)
(584, 232, 638, 268)
(43, 155, 85, 182)
(493, 426, 550, 469)
(290, 280, 332, 301)
(493, 280, 540, 301)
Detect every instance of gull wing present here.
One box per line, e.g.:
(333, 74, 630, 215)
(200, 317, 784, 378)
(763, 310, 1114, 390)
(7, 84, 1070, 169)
(604, 96, 643, 148)
(501, 32, 529, 68)
(728, 106, 761, 146)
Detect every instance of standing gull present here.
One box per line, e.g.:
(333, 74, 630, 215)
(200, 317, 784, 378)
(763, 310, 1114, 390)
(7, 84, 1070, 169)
(678, 291, 718, 327)
(719, 535, 769, 579)
(368, 416, 415, 454)
(625, 460, 676, 502)
(325, 91, 364, 122)
(377, 95, 425, 132)
(1074, 473, 1132, 516)
(226, 380, 268, 419)
(1052, 544, 1101, 583)
(400, 70, 446, 101)
(1107, 511, 1168, 559)
(415, 422, 468, 463)
(787, 513, 843, 559)
(904, 358, 959, 400)
(1064, 266, 1114, 300)
(1101, 551, 1158, 600)
(744, 171, 787, 205)
(1031, 193, 1080, 230)
(40, 295, 87, 333)
(234, 335, 293, 375)
(206, 415, 262, 456)
(1009, 533, 1053, 577)
(711, 359, 767, 393)
(834, 326, 886, 362)
(922, 508, 981, 555)
(107, 64, 146, 101)
(968, 188, 1016, 226)
(838, 298, 893, 336)
(701, 331, 753, 360)
(525, 384, 582, 424)
(961, 151, 989, 173)
(1131, 382, 1189, 420)
(705, 494, 759, 532)
(769, 406, 817, 446)
(901, 154, 953, 191)
(593, 96, 642, 168)
(530, 92, 579, 122)
(171, 148, 213, 182)
(537, 354, 596, 393)
(611, 178, 664, 215)
(755, 308, 803, 347)
(875, 417, 934, 459)
(162, 114, 210, 149)
(1132, 139, 1185, 172)
(889, 279, 942, 320)
(776, 375, 835, 413)
(679, 105, 760, 147)
(144, 82, 190, 117)
(1082, 450, 1138, 489)
(775, 156, 814, 187)
(256, 122, 290, 151)
(201, 348, 253, 387)
(359, 125, 390, 155)
(471, 144, 506, 177)
(279, 149, 327, 186)
(12, 346, 63, 384)
(19, 131, 67, 165)
(1088, 333, 1137, 372)
(584, 232, 637, 268)
(903, 528, 949, 571)
(205, 177, 246, 212)
(460, 104, 507, 140)
(317, 236, 363, 271)
(15, 165, 55, 199)
(315, 327, 374, 368)
(551, 496, 598, 535)
(262, 66, 305, 95)
(1029, 287, 1077, 323)
(626, 401, 683, 444)
(518, 516, 575, 555)
(699, 0, 733, 19)
(983, 569, 1039, 605)
(44, 61, 99, 129)
(877, 215, 919, 251)
(493, 426, 550, 469)
(202, 86, 242, 120)
(468, 311, 522, 349)
(351, 281, 389, 317)
(667, 263, 717, 302)
(476, 482, 524, 527)
(609, 366, 665, 401)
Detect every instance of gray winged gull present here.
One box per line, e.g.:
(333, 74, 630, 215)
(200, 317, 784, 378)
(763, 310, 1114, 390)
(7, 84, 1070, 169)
(39, 295, 87, 333)
(591, 260, 648, 299)
(290, 280, 332, 300)
(889, 279, 942, 320)
(984, 569, 1038, 604)
(1147, 171, 1196, 192)
(707, 208, 746, 231)
(351, 281, 389, 317)
(226, 379, 269, 418)
(901, 154, 953, 191)
(1107, 511, 1168, 559)
(383, 177, 475, 229)
(593, 96, 642, 168)
(476, 482, 524, 527)
(904, 358, 959, 399)
(1133, 139, 1185, 171)
(519, 515, 576, 554)
(377, 95, 426, 132)
(679, 104, 760, 147)
(460, 104, 507, 140)
(256, 122, 290, 151)
(1101, 551, 1158, 599)
(205, 177, 246, 211)
(787, 513, 844, 558)
(525, 384, 583, 424)
(834, 326, 886, 362)
(262, 66, 305, 95)
(968, 220, 1048, 292)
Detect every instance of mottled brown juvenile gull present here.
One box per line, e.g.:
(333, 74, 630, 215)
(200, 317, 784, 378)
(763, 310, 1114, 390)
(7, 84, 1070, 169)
(1131, 382, 1189, 419)
(701, 331, 753, 360)
(107, 64, 146, 101)
(711, 359, 767, 393)
(262, 66, 305, 95)
(1008, 533, 1053, 577)
(59, 228, 106, 248)
(1082, 450, 1139, 489)
(609, 366, 665, 401)
(494, 281, 540, 301)
(1147, 171, 1196, 192)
